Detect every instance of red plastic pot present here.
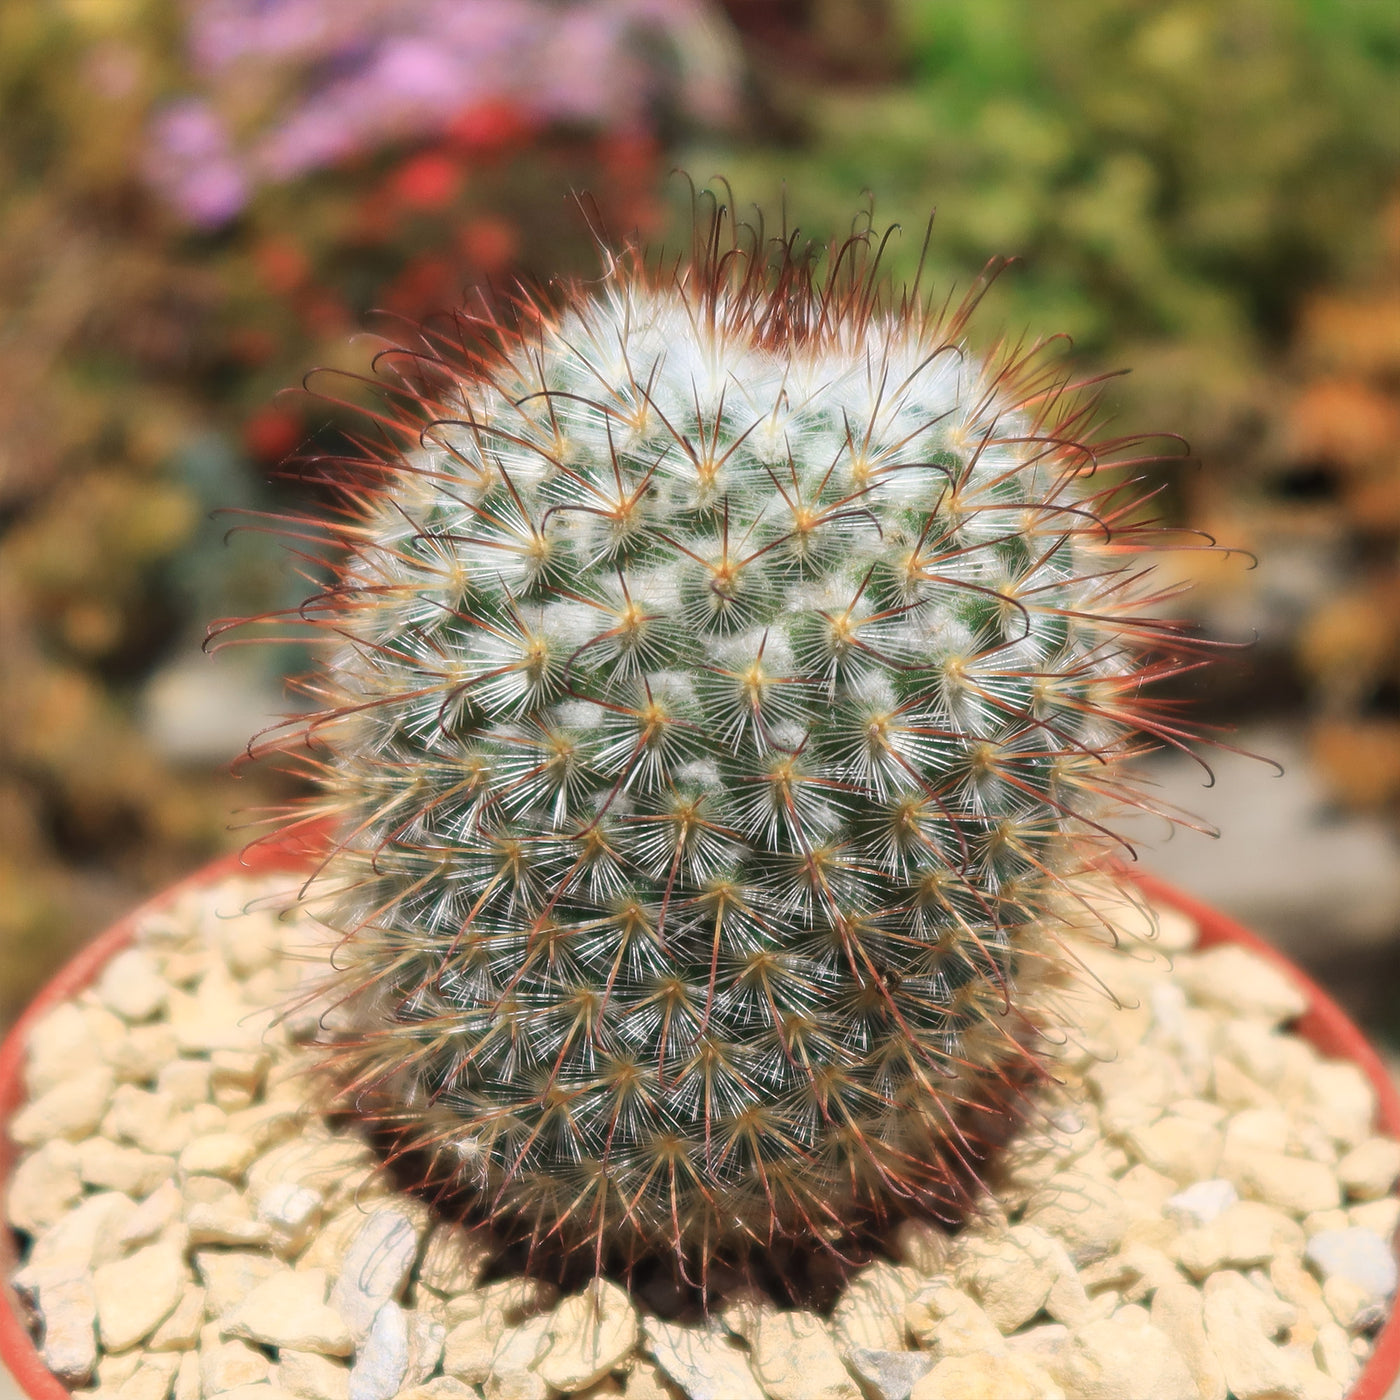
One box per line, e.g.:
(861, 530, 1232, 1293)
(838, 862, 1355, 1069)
(0, 847, 1396, 1399)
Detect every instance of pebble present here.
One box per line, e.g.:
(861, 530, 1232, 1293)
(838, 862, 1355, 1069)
(1163, 1178, 1238, 1228)
(156, 1059, 212, 1109)
(485, 1371, 547, 1400)
(148, 1287, 205, 1352)
(1079, 1244, 1179, 1304)
(535, 1281, 638, 1393)
(280, 1348, 351, 1400)
(1269, 1251, 1332, 1330)
(19, 1190, 136, 1289)
(904, 1283, 1005, 1356)
(119, 1352, 180, 1400)
(102, 1085, 193, 1156)
(169, 964, 272, 1055)
(908, 1352, 1063, 1400)
(99, 1347, 144, 1387)
(442, 1311, 503, 1385)
(1219, 1106, 1290, 1169)
(1107, 1164, 1176, 1234)
(446, 1276, 557, 1328)
(210, 1384, 298, 1400)
(1312, 1319, 1360, 1389)
(952, 1225, 1059, 1332)
(227, 1097, 306, 1152)
(644, 1318, 766, 1400)
(1304, 1207, 1350, 1236)
(192, 1248, 286, 1317)
(749, 1310, 860, 1400)
(216, 909, 284, 978)
(173, 1351, 199, 1400)
(416, 1222, 490, 1297)
(829, 1261, 920, 1353)
(1210, 1055, 1276, 1113)
(325, 1209, 420, 1343)
(25, 1003, 105, 1098)
(1048, 1259, 1107, 1327)
(178, 1129, 258, 1181)
(1321, 1273, 1388, 1331)
(1304, 1227, 1398, 1303)
(280, 1147, 378, 1219)
(91, 1241, 186, 1351)
(1337, 1136, 1400, 1201)
(295, 1202, 372, 1278)
(224, 1268, 355, 1356)
(254, 1181, 323, 1256)
(77, 1138, 175, 1198)
(1152, 907, 1199, 953)
(1124, 1114, 1223, 1186)
(403, 1309, 445, 1389)
(713, 1285, 768, 1345)
(1021, 1169, 1131, 1264)
(96, 949, 169, 1023)
(486, 1313, 551, 1398)
(1150, 1278, 1227, 1400)
(1216, 1024, 1298, 1099)
(1201, 1270, 1304, 1400)
(11, 1066, 115, 1146)
(1053, 1306, 1196, 1400)
(211, 1046, 272, 1100)
(1350, 1194, 1400, 1240)
(200, 1324, 272, 1393)
(844, 1348, 934, 1400)
(36, 1274, 99, 1382)
(1233, 1151, 1342, 1216)
(184, 1176, 273, 1247)
(1004, 1322, 1068, 1366)
(1087, 1047, 1190, 1134)
(893, 1220, 950, 1276)
(1304, 1062, 1376, 1150)
(348, 1301, 409, 1400)
(1174, 1200, 1302, 1279)
(1173, 945, 1308, 1025)
(6, 1138, 84, 1234)
(396, 1382, 475, 1400)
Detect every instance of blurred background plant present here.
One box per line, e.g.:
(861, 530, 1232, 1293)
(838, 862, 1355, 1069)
(0, 0, 741, 1020)
(1, 0, 1397, 1049)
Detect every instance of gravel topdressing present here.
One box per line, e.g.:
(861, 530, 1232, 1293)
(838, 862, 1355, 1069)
(5, 875, 1399, 1400)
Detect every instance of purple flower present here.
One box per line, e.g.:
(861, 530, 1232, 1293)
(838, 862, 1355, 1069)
(145, 99, 249, 226)
(146, 0, 742, 225)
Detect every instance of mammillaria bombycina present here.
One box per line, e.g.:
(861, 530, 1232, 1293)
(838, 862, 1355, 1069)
(223, 202, 1213, 1283)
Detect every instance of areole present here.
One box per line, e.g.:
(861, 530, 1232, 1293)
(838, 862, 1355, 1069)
(0, 838, 1396, 1400)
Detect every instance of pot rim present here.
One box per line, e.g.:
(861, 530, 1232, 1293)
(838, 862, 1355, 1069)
(0, 848, 1395, 1400)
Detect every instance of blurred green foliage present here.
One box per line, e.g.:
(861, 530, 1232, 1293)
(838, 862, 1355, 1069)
(691, 0, 1399, 447)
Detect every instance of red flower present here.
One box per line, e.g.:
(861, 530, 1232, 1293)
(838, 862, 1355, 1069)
(391, 151, 462, 212)
(446, 100, 530, 156)
(244, 407, 302, 463)
(458, 216, 519, 276)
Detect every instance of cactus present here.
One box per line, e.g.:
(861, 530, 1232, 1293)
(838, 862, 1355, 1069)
(233, 204, 1199, 1278)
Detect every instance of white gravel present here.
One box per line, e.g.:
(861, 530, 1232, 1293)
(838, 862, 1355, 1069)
(5, 873, 1399, 1400)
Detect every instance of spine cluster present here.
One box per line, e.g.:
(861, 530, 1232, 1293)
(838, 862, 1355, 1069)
(230, 208, 1199, 1278)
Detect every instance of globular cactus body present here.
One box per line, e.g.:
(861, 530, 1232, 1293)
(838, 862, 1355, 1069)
(245, 210, 1191, 1275)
